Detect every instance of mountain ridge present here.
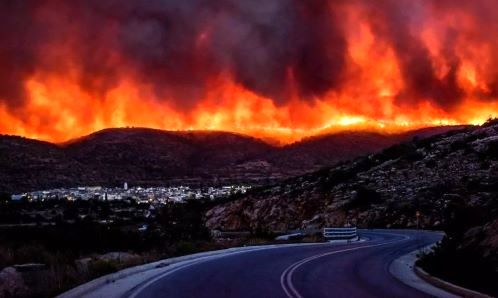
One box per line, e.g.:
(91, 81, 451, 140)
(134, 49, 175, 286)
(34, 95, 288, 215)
(0, 126, 467, 193)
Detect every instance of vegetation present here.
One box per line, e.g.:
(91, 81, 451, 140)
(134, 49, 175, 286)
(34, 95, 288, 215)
(0, 193, 304, 297)
(0, 198, 219, 297)
(417, 195, 498, 296)
(482, 117, 498, 127)
(0, 192, 10, 203)
(343, 186, 382, 210)
(418, 239, 498, 297)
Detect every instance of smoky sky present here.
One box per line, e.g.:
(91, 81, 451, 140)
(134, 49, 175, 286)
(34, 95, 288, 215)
(1, 0, 498, 111)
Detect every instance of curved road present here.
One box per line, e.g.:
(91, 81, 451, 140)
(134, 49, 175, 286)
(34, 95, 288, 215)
(128, 230, 442, 298)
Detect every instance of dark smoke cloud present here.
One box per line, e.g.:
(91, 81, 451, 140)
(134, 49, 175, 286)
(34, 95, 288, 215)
(0, 0, 497, 111)
(0, 0, 43, 107)
(363, 0, 465, 109)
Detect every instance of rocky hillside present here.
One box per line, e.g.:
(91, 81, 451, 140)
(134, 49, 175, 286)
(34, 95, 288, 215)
(0, 126, 462, 193)
(206, 121, 498, 233)
(206, 121, 498, 293)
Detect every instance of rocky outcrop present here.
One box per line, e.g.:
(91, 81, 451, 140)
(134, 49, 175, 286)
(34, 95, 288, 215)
(0, 267, 29, 298)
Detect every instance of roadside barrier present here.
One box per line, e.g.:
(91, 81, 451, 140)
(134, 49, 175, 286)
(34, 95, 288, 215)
(323, 227, 358, 240)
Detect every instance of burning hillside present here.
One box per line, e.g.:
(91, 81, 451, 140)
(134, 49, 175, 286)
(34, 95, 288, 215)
(1, 0, 497, 143)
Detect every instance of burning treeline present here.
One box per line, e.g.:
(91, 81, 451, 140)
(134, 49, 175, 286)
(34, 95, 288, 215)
(1, 0, 498, 143)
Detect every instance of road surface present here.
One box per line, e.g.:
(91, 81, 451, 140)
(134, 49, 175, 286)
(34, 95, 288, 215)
(128, 230, 442, 298)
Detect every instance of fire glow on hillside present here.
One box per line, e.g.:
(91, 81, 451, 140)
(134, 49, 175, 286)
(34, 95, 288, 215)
(1, 0, 498, 143)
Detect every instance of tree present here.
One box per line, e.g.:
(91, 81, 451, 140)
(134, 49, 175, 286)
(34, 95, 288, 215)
(0, 192, 10, 203)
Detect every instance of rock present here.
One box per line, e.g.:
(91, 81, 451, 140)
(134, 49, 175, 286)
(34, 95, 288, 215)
(0, 267, 29, 297)
(97, 252, 140, 264)
(75, 257, 92, 273)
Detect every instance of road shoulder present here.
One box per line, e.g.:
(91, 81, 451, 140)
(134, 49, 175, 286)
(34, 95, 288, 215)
(389, 244, 459, 298)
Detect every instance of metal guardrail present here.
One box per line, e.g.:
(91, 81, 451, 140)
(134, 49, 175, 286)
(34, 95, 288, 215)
(323, 227, 358, 240)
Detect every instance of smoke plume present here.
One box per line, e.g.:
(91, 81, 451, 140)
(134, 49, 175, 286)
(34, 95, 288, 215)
(1, 0, 498, 142)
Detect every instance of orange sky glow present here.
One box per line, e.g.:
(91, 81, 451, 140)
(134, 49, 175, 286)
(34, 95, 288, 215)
(1, 1, 497, 144)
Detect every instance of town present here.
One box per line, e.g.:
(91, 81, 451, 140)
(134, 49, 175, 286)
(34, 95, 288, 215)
(1, 183, 254, 297)
(11, 183, 251, 205)
(1, 184, 251, 231)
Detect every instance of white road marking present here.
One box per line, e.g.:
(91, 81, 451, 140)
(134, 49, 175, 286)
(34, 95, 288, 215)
(280, 233, 410, 298)
(127, 246, 270, 298)
(127, 242, 330, 298)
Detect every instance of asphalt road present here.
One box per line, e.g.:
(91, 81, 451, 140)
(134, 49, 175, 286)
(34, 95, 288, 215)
(129, 230, 443, 298)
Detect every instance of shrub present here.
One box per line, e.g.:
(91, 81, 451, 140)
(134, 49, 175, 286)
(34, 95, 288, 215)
(485, 140, 498, 160)
(88, 260, 118, 279)
(417, 238, 498, 297)
(424, 159, 437, 168)
(317, 169, 355, 192)
(343, 186, 382, 211)
(483, 117, 498, 127)
(403, 150, 424, 161)
(378, 143, 417, 161)
(450, 140, 467, 151)
(0, 192, 10, 203)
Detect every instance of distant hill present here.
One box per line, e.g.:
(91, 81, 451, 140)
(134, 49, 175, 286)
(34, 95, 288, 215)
(0, 126, 466, 193)
(63, 128, 273, 186)
(0, 136, 82, 192)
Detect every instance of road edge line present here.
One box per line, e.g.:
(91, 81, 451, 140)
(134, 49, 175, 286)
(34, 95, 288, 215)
(281, 233, 410, 298)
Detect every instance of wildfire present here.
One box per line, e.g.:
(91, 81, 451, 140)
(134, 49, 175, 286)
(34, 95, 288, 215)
(0, 1, 497, 144)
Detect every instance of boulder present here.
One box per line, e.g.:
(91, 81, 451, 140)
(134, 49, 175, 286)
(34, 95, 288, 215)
(0, 267, 29, 298)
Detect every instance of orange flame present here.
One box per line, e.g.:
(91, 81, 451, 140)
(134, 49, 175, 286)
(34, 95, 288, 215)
(0, 1, 497, 144)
